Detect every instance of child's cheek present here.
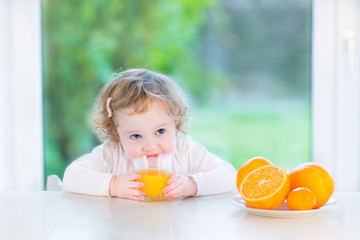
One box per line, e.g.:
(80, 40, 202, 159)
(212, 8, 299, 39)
(127, 152, 139, 159)
(162, 137, 176, 155)
(163, 145, 175, 155)
(123, 145, 140, 159)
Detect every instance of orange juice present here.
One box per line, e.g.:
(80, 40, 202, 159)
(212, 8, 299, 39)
(137, 169, 171, 198)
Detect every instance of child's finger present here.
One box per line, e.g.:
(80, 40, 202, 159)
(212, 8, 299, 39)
(163, 176, 179, 193)
(165, 185, 184, 199)
(167, 175, 179, 185)
(128, 194, 143, 201)
(129, 180, 145, 188)
(128, 188, 146, 198)
(163, 177, 183, 194)
(128, 173, 142, 181)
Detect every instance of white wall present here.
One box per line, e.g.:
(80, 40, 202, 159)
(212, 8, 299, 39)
(0, 0, 43, 190)
(312, 0, 360, 191)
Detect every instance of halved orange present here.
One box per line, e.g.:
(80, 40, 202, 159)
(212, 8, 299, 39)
(240, 165, 290, 210)
(236, 157, 272, 193)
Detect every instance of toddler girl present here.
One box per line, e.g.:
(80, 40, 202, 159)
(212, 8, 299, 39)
(63, 68, 236, 201)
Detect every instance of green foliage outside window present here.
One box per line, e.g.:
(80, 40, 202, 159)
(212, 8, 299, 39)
(42, 0, 311, 180)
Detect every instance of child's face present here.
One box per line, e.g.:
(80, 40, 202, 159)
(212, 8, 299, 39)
(115, 99, 177, 160)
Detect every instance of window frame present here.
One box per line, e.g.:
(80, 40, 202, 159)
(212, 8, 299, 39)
(0, 0, 43, 190)
(312, 0, 360, 191)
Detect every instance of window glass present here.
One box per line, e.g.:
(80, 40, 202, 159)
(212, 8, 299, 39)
(42, 0, 311, 178)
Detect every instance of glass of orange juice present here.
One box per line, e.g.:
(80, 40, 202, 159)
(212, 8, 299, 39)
(133, 154, 172, 201)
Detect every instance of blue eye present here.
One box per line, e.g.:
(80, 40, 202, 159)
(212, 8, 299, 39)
(130, 134, 142, 140)
(156, 128, 166, 135)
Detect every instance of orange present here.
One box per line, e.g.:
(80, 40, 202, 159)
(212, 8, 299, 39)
(286, 187, 316, 210)
(236, 157, 272, 192)
(239, 165, 290, 210)
(289, 163, 334, 208)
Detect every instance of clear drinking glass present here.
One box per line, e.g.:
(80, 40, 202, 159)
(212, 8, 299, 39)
(133, 154, 172, 201)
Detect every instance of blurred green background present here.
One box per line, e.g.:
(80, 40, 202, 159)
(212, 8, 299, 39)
(42, 0, 311, 181)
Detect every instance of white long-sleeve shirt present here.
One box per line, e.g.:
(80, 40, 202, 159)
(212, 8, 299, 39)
(63, 135, 237, 197)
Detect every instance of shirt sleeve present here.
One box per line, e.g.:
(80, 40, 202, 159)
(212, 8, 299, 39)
(62, 144, 116, 197)
(180, 137, 237, 196)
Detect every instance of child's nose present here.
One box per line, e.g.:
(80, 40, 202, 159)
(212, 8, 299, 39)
(142, 138, 158, 152)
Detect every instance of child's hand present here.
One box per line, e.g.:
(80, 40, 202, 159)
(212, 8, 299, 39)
(163, 175, 198, 199)
(109, 174, 146, 201)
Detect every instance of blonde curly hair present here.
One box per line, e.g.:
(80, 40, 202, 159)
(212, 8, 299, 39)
(92, 68, 189, 144)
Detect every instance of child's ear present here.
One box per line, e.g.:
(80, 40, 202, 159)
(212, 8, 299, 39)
(115, 132, 120, 142)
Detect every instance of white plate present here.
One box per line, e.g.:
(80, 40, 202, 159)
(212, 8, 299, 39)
(230, 196, 337, 218)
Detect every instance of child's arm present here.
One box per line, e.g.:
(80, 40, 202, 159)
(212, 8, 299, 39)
(189, 160, 236, 196)
(63, 144, 119, 197)
(63, 156, 114, 196)
(175, 136, 237, 197)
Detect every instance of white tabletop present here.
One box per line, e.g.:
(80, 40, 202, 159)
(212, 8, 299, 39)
(0, 191, 358, 240)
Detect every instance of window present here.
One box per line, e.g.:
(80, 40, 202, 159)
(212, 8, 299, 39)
(42, 0, 311, 179)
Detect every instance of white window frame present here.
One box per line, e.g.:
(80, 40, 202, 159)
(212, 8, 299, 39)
(0, 0, 43, 190)
(312, 0, 360, 191)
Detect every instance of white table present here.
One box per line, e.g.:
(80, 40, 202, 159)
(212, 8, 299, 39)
(0, 191, 358, 240)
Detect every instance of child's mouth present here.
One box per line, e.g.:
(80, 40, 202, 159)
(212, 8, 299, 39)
(144, 154, 159, 159)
